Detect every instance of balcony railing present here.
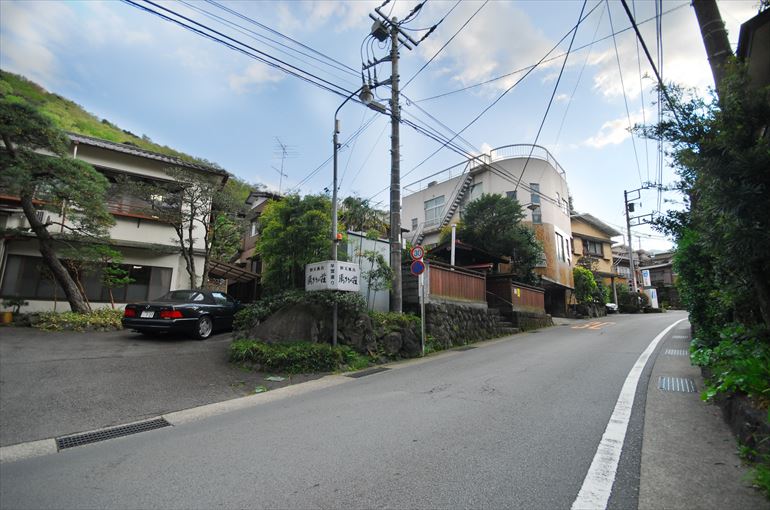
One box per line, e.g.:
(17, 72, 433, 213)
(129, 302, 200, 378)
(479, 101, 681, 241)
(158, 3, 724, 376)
(404, 144, 566, 196)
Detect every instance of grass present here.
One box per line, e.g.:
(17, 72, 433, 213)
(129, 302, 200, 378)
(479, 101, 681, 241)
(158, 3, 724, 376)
(1, 70, 218, 167)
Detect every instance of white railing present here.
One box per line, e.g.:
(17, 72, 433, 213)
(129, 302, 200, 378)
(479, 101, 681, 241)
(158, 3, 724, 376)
(404, 144, 566, 195)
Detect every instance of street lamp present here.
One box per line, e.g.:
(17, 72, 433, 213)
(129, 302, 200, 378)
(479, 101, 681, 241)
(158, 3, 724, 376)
(331, 84, 386, 346)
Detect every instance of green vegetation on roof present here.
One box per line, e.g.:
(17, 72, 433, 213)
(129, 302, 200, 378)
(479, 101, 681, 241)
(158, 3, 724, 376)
(0, 69, 221, 169)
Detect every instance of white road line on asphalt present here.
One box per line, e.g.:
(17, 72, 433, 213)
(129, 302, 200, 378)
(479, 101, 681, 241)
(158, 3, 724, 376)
(571, 318, 687, 510)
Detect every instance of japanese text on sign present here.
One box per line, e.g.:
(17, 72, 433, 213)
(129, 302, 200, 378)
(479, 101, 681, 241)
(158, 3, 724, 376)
(305, 260, 360, 292)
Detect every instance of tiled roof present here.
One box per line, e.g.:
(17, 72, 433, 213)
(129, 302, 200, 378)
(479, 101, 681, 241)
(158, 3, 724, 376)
(68, 133, 228, 176)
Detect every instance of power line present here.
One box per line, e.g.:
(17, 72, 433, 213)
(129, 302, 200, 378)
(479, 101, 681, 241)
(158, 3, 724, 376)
(618, 0, 681, 124)
(401, 0, 478, 90)
(122, 0, 354, 100)
(204, 0, 359, 76)
(179, 0, 359, 88)
(402, 1, 601, 182)
(606, 0, 643, 187)
(415, 2, 687, 103)
(364, 1, 600, 204)
(512, 0, 587, 192)
(554, 2, 606, 147)
(631, 0, 651, 185)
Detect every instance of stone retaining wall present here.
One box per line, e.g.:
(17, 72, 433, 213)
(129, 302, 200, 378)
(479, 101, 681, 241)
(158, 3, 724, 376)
(425, 303, 514, 346)
(511, 311, 553, 331)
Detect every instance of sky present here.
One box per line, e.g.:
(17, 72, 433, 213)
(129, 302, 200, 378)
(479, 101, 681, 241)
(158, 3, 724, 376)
(0, 0, 762, 252)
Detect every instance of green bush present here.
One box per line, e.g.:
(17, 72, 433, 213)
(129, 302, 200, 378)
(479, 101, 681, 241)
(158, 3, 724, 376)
(690, 323, 770, 406)
(234, 290, 366, 331)
(230, 340, 369, 373)
(35, 309, 123, 331)
(368, 310, 420, 333)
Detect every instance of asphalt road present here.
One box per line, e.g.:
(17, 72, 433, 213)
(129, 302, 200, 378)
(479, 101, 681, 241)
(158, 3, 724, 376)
(0, 328, 317, 446)
(1, 312, 688, 509)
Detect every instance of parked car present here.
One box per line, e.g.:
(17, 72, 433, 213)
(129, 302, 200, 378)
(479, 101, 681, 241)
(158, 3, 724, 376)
(122, 290, 242, 339)
(605, 302, 619, 314)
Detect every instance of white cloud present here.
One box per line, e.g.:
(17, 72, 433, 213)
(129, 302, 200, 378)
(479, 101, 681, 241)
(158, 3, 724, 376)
(554, 93, 570, 103)
(414, 1, 556, 94)
(0, 0, 76, 86)
(276, 0, 380, 34)
(583, 111, 643, 148)
(588, 1, 759, 100)
(228, 62, 285, 93)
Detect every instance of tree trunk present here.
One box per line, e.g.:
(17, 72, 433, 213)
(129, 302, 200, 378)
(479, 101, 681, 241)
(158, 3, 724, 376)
(20, 193, 90, 313)
(692, 0, 732, 96)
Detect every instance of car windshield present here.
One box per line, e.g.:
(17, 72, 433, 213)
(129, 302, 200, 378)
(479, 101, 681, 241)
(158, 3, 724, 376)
(155, 290, 205, 302)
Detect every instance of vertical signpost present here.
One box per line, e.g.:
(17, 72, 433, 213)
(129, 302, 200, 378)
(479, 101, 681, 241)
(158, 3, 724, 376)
(409, 246, 426, 356)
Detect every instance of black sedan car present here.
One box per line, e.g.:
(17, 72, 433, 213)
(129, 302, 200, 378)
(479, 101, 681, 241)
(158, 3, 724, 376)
(122, 290, 242, 339)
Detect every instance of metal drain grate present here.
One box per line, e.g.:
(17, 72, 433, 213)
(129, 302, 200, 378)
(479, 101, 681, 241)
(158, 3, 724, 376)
(658, 376, 696, 393)
(672, 335, 689, 340)
(665, 349, 689, 356)
(455, 345, 477, 351)
(346, 367, 390, 379)
(56, 418, 171, 450)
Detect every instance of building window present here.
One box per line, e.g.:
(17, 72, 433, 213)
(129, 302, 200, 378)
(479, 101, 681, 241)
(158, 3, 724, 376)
(424, 195, 445, 228)
(530, 183, 541, 204)
(250, 219, 259, 237)
(411, 218, 418, 230)
(556, 233, 565, 262)
(530, 183, 542, 223)
(0, 255, 172, 302)
(583, 240, 604, 257)
(506, 191, 517, 201)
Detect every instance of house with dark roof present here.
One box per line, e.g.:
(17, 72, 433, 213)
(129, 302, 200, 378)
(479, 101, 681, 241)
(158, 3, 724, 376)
(0, 133, 229, 311)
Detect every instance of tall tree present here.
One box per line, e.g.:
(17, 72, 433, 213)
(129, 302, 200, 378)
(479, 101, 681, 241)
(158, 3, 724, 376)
(340, 196, 387, 236)
(0, 98, 114, 313)
(128, 167, 228, 288)
(256, 194, 334, 294)
(642, 63, 770, 330)
(453, 193, 543, 283)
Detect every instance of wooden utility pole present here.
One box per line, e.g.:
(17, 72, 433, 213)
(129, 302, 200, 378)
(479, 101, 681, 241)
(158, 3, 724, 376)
(692, 0, 733, 95)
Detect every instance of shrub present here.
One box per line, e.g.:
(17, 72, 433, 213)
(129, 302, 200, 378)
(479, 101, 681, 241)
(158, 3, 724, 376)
(35, 309, 123, 331)
(573, 267, 597, 305)
(368, 310, 420, 333)
(690, 323, 770, 407)
(230, 340, 369, 373)
(234, 290, 366, 331)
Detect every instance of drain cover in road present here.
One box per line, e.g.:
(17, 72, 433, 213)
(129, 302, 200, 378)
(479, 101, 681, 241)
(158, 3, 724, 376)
(56, 418, 171, 450)
(664, 349, 689, 356)
(658, 376, 696, 393)
(455, 345, 477, 351)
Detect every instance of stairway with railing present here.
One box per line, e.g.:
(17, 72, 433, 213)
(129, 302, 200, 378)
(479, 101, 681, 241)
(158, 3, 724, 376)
(413, 167, 474, 246)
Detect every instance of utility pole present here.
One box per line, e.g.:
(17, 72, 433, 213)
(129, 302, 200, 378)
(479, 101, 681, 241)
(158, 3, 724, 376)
(389, 17, 403, 313)
(692, 0, 732, 95)
(624, 190, 638, 293)
(367, 4, 425, 313)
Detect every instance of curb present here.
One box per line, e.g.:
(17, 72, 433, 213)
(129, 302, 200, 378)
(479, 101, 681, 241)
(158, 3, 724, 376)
(0, 329, 526, 464)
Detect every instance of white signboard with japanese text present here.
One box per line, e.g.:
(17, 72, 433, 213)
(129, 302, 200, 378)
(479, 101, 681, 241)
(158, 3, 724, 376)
(305, 260, 360, 292)
(641, 269, 651, 287)
(644, 288, 659, 309)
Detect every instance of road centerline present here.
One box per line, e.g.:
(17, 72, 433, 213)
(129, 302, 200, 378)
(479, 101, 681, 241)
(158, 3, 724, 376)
(571, 318, 687, 510)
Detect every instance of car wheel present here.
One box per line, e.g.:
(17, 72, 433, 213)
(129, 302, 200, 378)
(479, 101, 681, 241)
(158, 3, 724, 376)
(196, 316, 213, 340)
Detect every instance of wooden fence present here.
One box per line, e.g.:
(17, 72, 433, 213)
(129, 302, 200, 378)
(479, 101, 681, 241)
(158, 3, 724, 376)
(428, 260, 486, 304)
(486, 275, 545, 314)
